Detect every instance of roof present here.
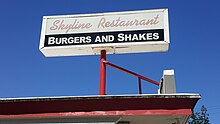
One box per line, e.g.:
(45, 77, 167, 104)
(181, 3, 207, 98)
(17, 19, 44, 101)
(0, 94, 200, 124)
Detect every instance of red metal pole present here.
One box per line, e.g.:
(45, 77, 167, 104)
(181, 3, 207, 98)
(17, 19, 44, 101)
(100, 50, 106, 95)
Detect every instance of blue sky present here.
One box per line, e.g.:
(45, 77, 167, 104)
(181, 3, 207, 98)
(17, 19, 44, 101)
(0, 0, 220, 123)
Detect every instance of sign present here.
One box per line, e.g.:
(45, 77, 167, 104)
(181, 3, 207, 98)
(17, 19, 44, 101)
(39, 9, 169, 57)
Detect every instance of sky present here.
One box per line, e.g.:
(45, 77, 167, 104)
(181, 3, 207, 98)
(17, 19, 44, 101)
(0, 0, 220, 123)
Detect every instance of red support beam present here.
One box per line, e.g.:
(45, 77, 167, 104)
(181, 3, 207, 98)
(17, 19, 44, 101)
(103, 60, 160, 86)
(100, 50, 106, 95)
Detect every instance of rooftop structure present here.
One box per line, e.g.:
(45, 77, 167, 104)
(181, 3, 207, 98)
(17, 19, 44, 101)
(0, 94, 200, 124)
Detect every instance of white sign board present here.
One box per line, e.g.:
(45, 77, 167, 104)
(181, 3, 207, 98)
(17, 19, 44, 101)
(39, 9, 169, 57)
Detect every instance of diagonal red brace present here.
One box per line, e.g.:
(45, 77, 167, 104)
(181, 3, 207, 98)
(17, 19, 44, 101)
(103, 60, 160, 86)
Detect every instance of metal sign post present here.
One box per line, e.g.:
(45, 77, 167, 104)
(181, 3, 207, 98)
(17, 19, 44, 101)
(100, 50, 106, 95)
(99, 49, 160, 95)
